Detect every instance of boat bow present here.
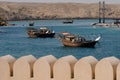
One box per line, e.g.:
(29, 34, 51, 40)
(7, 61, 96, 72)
(95, 36, 101, 41)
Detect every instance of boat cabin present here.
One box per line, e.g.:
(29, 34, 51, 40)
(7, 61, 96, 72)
(65, 35, 75, 41)
(39, 27, 53, 34)
(64, 35, 86, 42)
(40, 27, 48, 34)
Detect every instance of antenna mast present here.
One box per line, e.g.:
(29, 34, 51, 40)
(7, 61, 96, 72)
(99, 1, 102, 23)
(98, 1, 106, 23)
(102, 1, 105, 23)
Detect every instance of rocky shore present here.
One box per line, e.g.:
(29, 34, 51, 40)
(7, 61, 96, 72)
(0, 2, 120, 20)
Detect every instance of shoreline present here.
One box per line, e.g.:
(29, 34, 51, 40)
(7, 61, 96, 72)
(6, 18, 120, 21)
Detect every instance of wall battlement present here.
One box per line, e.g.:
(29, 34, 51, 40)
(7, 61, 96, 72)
(0, 55, 120, 80)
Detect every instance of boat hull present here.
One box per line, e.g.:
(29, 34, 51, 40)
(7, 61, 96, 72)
(62, 40, 97, 47)
(63, 22, 73, 24)
(28, 33, 55, 38)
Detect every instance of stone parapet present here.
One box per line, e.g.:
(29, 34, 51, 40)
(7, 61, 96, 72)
(0, 55, 120, 80)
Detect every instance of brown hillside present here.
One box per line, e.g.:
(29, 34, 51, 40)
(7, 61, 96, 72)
(0, 2, 120, 20)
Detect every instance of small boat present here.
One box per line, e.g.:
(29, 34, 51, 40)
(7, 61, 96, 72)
(63, 20, 73, 24)
(0, 17, 8, 26)
(29, 21, 34, 26)
(113, 19, 120, 26)
(57, 32, 101, 47)
(0, 21, 8, 26)
(26, 27, 55, 38)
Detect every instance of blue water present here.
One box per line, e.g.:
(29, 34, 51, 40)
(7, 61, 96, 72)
(0, 19, 120, 60)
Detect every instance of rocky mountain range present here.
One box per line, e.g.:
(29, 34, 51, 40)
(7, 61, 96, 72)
(0, 2, 120, 20)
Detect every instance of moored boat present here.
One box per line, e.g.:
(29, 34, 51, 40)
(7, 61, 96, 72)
(63, 20, 73, 24)
(0, 17, 8, 26)
(57, 32, 101, 47)
(0, 21, 8, 26)
(29, 21, 34, 26)
(26, 27, 55, 38)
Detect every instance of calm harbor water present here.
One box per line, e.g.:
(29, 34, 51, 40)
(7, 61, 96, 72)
(0, 19, 120, 60)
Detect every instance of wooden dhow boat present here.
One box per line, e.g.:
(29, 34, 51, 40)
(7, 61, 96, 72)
(57, 32, 101, 47)
(26, 27, 55, 38)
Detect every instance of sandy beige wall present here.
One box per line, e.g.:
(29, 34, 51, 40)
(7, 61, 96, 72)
(0, 55, 120, 80)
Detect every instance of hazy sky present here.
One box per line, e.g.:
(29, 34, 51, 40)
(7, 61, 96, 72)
(1, 0, 120, 4)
